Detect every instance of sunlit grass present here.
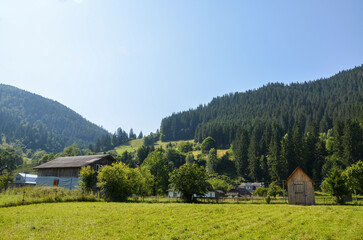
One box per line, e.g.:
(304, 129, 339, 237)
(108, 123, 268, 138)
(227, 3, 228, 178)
(115, 139, 195, 155)
(0, 202, 361, 239)
(0, 186, 100, 207)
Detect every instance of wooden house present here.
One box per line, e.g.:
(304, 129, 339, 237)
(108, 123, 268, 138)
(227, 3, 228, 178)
(285, 167, 315, 205)
(34, 154, 115, 189)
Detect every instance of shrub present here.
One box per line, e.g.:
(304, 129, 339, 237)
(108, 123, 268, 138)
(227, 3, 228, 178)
(265, 195, 271, 204)
(322, 168, 350, 204)
(201, 137, 217, 154)
(255, 187, 268, 197)
(79, 166, 97, 192)
(97, 162, 134, 202)
(267, 182, 283, 197)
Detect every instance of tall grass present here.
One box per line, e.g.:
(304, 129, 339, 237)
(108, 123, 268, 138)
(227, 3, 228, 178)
(0, 186, 101, 207)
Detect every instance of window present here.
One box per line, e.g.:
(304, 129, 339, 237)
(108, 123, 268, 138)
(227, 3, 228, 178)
(95, 164, 102, 172)
(53, 179, 59, 186)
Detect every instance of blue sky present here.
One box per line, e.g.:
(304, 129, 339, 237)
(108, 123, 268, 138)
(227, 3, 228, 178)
(0, 0, 362, 135)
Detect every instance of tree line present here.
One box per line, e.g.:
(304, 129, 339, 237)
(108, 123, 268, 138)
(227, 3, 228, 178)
(160, 65, 363, 149)
(232, 119, 363, 183)
(0, 84, 108, 153)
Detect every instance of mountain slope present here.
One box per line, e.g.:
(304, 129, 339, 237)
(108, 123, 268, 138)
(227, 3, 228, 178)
(0, 84, 108, 152)
(160, 65, 363, 147)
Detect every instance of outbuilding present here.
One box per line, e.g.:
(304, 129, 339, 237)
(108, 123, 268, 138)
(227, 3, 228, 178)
(285, 167, 315, 205)
(34, 154, 115, 189)
(13, 173, 37, 187)
(238, 182, 264, 192)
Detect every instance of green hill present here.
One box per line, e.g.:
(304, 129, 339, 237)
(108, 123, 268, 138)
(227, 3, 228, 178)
(160, 65, 363, 147)
(0, 84, 108, 152)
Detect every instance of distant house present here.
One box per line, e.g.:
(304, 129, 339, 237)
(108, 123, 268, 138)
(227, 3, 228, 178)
(285, 167, 315, 205)
(34, 154, 115, 189)
(168, 187, 181, 198)
(13, 173, 37, 187)
(167, 187, 224, 199)
(226, 187, 252, 198)
(238, 182, 264, 191)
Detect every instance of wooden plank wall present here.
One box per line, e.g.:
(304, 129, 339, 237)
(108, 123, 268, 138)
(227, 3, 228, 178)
(287, 169, 315, 205)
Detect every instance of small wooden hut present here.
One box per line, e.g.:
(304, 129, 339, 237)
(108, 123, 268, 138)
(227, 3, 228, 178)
(285, 167, 315, 205)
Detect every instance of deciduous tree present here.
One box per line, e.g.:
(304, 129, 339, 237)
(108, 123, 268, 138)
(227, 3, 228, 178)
(169, 163, 210, 202)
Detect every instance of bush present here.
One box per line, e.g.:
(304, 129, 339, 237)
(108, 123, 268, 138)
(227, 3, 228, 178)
(97, 162, 134, 202)
(322, 168, 350, 204)
(267, 182, 283, 197)
(79, 166, 97, 192)
(201, 137, 217, 154)
(255, 187, 268, 197)
(265, 195, 271, 204)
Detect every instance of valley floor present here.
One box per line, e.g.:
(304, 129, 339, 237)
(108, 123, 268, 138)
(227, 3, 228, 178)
(0, 202, 362, 239)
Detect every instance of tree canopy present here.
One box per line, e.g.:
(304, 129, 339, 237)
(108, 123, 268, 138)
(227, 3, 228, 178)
(169, 163, 210, 202)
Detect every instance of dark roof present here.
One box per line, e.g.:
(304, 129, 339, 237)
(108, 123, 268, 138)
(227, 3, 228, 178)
(285, 167, 314, 186)
(239, 182, 263, 188)
(34, 154, 114, 169)
(226, 187, 252, 196)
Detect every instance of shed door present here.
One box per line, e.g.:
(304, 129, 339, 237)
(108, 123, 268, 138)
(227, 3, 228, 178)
(294, 182, 305, 205)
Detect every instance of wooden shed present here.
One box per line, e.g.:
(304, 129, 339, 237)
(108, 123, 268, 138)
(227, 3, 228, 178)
(34, 154, 115, 189)
(285, 167, 315, 205)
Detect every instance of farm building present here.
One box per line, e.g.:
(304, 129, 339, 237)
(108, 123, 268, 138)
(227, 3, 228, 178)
(167, 188, 224, 199)
(285, 167, 315, 205)
(13, 173, 37, 187)
(238, 182, 264, 191)
(226, 187, 252, 198)
(34, 154, 115, 189)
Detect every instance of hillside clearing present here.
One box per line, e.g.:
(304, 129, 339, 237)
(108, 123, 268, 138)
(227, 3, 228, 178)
(0, 202, 361, 239)
(115, 139, 195, 155)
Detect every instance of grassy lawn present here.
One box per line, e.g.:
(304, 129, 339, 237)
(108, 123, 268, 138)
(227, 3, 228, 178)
(0, 202, 361, 239)
(115, 138, 145, 155)
(115, 139, 195, 155)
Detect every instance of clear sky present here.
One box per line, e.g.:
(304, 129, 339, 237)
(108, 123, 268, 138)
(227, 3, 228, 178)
(1, 0, 362, 135)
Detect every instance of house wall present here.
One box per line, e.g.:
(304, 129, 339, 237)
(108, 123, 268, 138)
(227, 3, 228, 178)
(168, 191, 181, 198)
(36, 176, 80, 190)
(287, 169, 315, 205)
(37, 168, 81, 178)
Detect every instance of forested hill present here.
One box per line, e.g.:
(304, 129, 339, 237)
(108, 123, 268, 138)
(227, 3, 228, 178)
(0, 84, 108, 152)
(160, 65, 363, 147)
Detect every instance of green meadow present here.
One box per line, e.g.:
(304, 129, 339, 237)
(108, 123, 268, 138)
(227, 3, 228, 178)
(115, 139, 194, 155)
(0, 202, 361, 240)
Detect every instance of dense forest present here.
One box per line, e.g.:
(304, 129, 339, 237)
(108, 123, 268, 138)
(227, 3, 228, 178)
(1, 65, 362, 187)
(160, 65, 363, 148)
(0, 84, 108, 152)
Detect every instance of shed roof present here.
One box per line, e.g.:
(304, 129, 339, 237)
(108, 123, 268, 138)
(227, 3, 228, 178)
(285, 167, 314, 186)
(15, 173, 38, 184)
(34, 154, 114, 169)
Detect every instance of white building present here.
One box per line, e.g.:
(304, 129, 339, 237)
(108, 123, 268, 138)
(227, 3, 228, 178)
(13, 173, 37, 187)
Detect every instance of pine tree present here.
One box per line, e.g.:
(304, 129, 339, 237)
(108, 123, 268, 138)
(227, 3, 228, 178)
(280, 132, 294, 177)
(232, 128, 249, 178)
(248, 131, 260, 181)
(206, 148, 218, 174)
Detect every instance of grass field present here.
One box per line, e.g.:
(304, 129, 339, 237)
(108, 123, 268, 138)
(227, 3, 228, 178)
(115, 139, 230, 159)
(115, 139, 195, 155)
(0, 202, 361, 239)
